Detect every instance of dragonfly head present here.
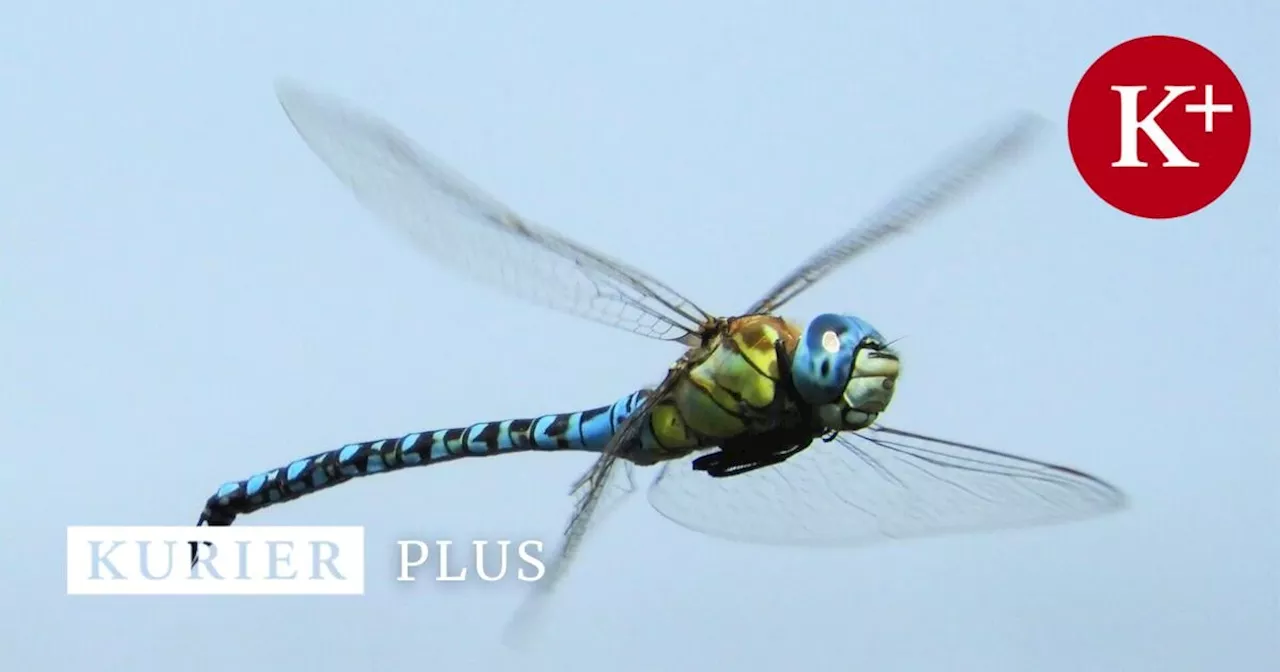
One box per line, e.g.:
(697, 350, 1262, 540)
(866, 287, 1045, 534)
(791, 313, 900, 431)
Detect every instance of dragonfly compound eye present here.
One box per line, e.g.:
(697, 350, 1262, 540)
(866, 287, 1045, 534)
(791, 314, 857, 406)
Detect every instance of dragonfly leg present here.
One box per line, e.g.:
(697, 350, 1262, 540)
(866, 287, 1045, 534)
(685, 337, 823, 478)
(690, 424, 814, 478)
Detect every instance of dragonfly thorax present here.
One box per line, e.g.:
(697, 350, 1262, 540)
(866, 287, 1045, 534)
(790, 313, 900, 432)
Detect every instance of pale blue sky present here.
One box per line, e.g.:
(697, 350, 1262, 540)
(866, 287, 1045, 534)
(4, 1, 1277, 670)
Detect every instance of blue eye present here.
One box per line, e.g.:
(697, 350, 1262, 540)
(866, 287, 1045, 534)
(791, 314, 856, 405)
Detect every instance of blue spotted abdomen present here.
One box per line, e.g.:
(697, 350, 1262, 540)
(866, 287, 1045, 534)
(197, 390, 652, 527)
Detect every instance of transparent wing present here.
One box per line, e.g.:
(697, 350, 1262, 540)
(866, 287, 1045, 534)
(647, 425, 1126, 546)
(501, 458, 636, 648)
(275, 80, 711, 343)
(747, 112, 1047, 315)
(502, 380, 674, 647)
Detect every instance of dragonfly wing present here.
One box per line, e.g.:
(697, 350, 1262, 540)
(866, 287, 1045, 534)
(746, 112, 1047, 315)
(647, 425, 1126, 546)
(275, 80, 710, 342)
(501, 456, 636, 648)
(501, 378, 674, 647)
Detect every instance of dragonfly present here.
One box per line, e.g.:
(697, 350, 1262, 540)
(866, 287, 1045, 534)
(194, 80, 1127, 640)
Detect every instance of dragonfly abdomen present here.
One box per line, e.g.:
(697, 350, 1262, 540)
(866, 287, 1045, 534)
(196, 389, 653, 527)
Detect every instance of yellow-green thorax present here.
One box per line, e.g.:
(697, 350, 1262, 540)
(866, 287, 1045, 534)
(645, 315, 802, 457)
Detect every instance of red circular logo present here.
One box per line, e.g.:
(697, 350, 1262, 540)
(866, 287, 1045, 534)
(1068, 35, 1251, 219)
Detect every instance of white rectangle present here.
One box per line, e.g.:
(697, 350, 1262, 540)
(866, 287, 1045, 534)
(66, 525, 366, 596)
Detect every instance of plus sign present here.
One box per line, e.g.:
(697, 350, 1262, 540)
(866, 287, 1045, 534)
(1184, 85, 1234, 132)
